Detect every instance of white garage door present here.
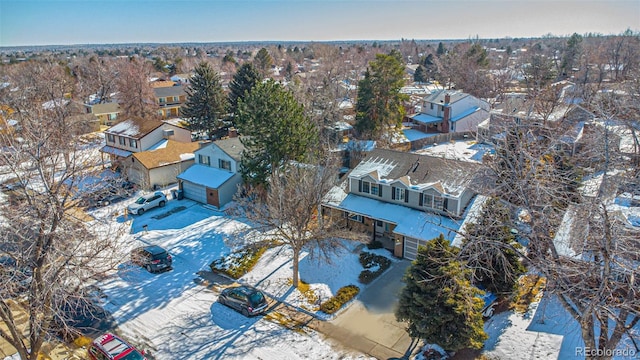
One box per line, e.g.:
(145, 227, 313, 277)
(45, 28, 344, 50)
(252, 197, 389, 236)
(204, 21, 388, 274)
(403, 236, 430, 261)
(182, 181, 207, 204)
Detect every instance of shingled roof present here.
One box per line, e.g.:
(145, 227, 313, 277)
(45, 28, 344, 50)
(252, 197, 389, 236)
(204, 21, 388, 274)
(349, 148, 482, 196)
(105, 117, 163, 139)
(133, 140, 200, 169)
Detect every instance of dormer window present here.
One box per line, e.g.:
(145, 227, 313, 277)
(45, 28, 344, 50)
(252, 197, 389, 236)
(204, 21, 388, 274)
(362, 181, 370, 194)
(370, 184, 379, 196)
(394, 187, 405, 201)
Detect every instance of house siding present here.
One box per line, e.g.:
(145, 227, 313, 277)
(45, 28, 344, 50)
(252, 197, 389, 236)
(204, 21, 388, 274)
(148, 160, 195, 189)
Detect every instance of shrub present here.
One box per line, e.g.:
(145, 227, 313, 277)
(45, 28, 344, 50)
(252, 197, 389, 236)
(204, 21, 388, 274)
(366, 240, 383, 249)
(358, 252, 391, 284)
(209, 246, 266, 279)
(319, 285, 360, 314)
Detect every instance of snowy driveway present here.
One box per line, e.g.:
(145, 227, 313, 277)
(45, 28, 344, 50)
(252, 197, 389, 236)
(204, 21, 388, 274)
(89, 198, 373, 360)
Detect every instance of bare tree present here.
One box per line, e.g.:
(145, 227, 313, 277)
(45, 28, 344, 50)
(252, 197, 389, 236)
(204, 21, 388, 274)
(232, 157, 365, 287)
(72, 56, 120, 103)
(116, 57, 158, 119)
(0, 61, 125, 360)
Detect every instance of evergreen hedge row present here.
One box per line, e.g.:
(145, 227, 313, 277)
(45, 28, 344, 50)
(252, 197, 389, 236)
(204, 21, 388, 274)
(319, 285, 360, 314)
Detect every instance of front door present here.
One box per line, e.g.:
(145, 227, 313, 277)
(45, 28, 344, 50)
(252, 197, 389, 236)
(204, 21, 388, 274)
(206, 187, 219, 207)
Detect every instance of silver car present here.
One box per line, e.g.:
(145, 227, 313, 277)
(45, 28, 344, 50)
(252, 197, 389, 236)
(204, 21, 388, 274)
(127, 191, 167, 215)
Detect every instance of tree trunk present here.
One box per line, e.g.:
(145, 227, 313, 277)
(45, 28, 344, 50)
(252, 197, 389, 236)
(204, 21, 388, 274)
(292, 248, 300, 288)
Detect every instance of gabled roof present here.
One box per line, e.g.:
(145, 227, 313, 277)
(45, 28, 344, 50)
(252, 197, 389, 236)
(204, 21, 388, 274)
(104, 117, 163, 139)
(209, 137, 245, 161)
(349, 148, 482, 196)
(177, 164, 236, 189)
(154, 85, 187, 98)
(133, 140, 199, 170)
(425, 90, 468, 104)
(90, 102, 121, 114)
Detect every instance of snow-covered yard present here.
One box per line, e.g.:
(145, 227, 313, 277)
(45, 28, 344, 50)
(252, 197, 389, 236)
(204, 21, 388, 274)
(88, 197, 377, 359)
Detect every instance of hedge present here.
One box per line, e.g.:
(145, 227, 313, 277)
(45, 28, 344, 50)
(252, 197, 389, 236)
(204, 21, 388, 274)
(319, 285, 360, 314)
(358, 252, 391, 284)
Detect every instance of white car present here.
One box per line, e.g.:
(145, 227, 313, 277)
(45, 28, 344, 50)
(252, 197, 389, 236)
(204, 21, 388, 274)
(127, 191, 167, 215)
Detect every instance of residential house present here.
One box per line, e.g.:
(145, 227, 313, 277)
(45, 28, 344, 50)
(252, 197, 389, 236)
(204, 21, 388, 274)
(170, 73, 192, 85)
(129, 140, 200, 189)
(154, 86, 187, 119)
(86, 102, 121, 127)
(177, 137, 244, 208)
(100, 117, 192, 165)
(323, 148, 482, 260)
(409, 90, 490, 134)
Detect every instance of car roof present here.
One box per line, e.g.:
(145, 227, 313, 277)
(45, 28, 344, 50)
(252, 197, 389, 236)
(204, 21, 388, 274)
(94, 333, 134, 358)
(142, 245, 167, 255)
(233, 285, 259, 295)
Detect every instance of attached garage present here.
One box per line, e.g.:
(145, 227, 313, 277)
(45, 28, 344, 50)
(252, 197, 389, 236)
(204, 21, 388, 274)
(402, 236, 431, 261)
(181, 181, 207, 204)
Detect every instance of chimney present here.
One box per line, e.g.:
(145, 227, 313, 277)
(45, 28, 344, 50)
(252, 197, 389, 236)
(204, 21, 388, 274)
(442, 105, 450, 133)
(444, 93, 451, 104)
(228, 127, 238, 138)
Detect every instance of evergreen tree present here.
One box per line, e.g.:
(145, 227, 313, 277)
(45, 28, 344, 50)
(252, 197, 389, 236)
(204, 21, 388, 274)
(182, 62, 227, 139)
(355, 50, 407, 141)
(228, 62, 262, 120)
(560, 33, 583, 79)
(236, 80, 318, 186)
(413, 65, 427, 83)
(436, 42, 446, 56)
(253, 47, 274, 77)
(460, 198, 526, 297)
(396, 234, 487, 352)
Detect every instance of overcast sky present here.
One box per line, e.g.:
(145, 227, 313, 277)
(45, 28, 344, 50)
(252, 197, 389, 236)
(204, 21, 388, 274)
(1, 0, 638, 46)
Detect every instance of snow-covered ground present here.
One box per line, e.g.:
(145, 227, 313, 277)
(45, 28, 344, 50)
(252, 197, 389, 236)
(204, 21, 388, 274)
(88, 197, 376, 359)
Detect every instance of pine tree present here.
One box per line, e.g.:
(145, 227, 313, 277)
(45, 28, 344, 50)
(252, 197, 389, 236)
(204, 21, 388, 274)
(436, 42, 446, 56)
(182, 62, 227, 139)
(228, 62, 262, 120)
(253, 47, 274, 78)
(355, 50, 407, 141)
(236, 80, 318, 186)
(413, 65, 427, 83)
(460, 198, 526, 297)
(396, 234, 487, 352)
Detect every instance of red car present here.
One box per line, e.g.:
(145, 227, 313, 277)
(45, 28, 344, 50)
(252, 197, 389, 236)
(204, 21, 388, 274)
(88, 333, 147, 360)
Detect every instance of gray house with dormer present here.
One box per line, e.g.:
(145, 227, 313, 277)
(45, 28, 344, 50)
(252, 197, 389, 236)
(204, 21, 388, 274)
(323, 148, 482, 260)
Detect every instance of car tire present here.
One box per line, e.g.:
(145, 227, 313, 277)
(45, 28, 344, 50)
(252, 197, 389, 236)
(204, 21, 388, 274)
(138, 208, 144, 215)
(145, 265, 152, 273)
(159, 200, 166, 207)
(242, 308, 249, 317)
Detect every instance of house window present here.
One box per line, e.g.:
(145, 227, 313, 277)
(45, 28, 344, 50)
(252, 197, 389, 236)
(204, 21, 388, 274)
(362, 181, 370, 194)
(423, 194, 433, 207)
(430, 103, 434, 110)
(107, 134, 115, 143)
(394, 187, 405, 201)
(434, 196, 444, 210)
(219, 159, 231, 171)
(346, 212, 364, 223)
(118, 136, 126, 145)
(370, 184, 379, 196)
(129, 138, 138, 148)
(108, 113, 117, 121)
(199, 154, 210, 166)
(159, 97, 166, 104)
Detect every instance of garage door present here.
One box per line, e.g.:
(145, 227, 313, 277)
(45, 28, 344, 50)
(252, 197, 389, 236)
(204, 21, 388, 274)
(182, 181, 207, 204)
(403, 236, 430, 261)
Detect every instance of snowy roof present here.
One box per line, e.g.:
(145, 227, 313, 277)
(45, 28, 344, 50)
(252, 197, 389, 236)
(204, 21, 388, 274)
(100, 145, 132, 158)
(325, 192, 460, 242)
(348, 148, 481, 196)
(133, 140, 199, 170)
(450, 107, 488, 123)
(412, 113, 442, 124)
(177, 164, 235, 189)
(332, 121, 353, 131)
(425, 90, 468, 104)
(105, 117, 163, 139)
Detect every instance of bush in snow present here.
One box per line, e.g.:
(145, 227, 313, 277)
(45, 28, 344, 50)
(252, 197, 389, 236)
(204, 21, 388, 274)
(210, 246, 266, 279)
(358, 252, 391, 284)
(319, 285, 360, 314)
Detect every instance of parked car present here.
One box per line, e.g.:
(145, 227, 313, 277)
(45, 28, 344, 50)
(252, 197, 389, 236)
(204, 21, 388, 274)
(127, 191, 166, 215)
(131, 245, 172, 273)
(218, 285, 268, 317)
(97, 194, 126, 207)
(88, 333, 147, 360)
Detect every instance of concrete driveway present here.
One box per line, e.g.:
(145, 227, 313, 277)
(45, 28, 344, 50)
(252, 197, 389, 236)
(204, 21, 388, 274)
(326, 259, 420, 359)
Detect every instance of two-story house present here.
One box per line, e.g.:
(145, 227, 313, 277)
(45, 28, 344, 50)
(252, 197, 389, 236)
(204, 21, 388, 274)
(100, 117, 193, 185)
(410, 90, 490, 133)
(85, 102, 121, 127)
(176, 137, 245, 208)
(154, 86, 187, 119)
(323, 148, 482, 260)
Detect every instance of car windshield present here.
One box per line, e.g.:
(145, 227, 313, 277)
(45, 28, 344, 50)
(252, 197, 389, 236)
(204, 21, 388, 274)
(135, 197, 146, 204)
(120, 350, 146, 360)
(249, 292, 265, 306)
